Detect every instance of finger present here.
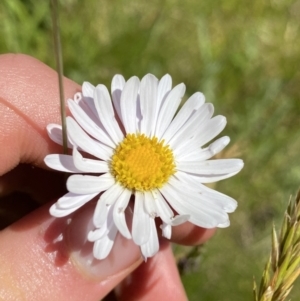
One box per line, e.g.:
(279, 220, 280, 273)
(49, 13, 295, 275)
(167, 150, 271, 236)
(0, 201, 143, 301)
(0, 53, 79, 176)
(0, 53, 75, 226)
(115, 240, 188, 301)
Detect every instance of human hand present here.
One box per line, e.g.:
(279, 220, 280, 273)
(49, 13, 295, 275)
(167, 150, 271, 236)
(0, 54, 215, 301)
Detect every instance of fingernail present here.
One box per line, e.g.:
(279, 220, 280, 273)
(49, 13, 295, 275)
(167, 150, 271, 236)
(66, 202, 142, 279)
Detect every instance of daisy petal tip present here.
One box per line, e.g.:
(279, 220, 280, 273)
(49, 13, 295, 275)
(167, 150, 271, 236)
(43, 155, 51, 167)
(112, 74, 125, 88)
(218, 115, 227, 125)
(237, 159, 245, 170)
(93, 245, 107, 260)
(82, 81, 95, 97)
(49, 203, 58, 216)
(217, 219, 230, 228)
(160, 223, 172, 239)
(199, 91, 205, 101)
(49, 204, 65, 218)
(209, 136, 231, 155)
(224, 200, 238, 213)
(178, 83, 186, 95)
(171, 214, 190, 226)
(87, 230, 97, 242)
(220, 136, 230, 146)
(46, 123, 57, 132)
(112, 74, 123, 79)
(121, 230, 132, 240)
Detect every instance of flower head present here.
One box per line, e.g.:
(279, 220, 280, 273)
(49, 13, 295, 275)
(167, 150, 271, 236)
(44, 74, 244, 260)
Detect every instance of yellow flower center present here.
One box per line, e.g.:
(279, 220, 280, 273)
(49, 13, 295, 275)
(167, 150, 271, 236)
(110, 134, 176, 191)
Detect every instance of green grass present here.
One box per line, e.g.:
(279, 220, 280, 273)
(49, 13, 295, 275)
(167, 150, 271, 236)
(1, 0, 300, 299)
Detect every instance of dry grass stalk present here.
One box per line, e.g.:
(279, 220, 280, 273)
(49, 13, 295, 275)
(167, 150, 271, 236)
(253, 190, 300, 301)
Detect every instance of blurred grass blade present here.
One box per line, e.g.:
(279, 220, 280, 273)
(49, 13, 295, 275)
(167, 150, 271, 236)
(50, 0, 67, 154)
(271, 224, 279, 272)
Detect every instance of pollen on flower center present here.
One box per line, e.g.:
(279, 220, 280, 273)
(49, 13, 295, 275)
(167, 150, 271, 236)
(110, 134, 176, 191)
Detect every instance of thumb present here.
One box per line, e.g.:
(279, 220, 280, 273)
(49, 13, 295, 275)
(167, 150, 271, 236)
(0, 201, 142, 301)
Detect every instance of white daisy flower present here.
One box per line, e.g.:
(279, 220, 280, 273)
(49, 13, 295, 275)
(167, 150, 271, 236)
(44, 74, 244, 260)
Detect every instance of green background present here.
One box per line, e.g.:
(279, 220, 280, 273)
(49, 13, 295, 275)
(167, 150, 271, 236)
(1, 0, 300, 299)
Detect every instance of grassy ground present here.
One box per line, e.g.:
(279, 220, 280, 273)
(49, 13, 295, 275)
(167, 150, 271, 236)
(1, 0, 300, 300)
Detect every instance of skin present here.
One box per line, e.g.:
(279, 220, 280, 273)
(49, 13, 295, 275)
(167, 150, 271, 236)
(0, 54, 215, 301)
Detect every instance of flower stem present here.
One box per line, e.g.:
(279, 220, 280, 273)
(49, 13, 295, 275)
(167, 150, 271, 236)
(50, 0, 67, 154)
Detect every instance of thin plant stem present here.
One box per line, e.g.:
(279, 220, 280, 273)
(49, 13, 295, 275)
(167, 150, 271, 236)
(50, 0, 68, 154)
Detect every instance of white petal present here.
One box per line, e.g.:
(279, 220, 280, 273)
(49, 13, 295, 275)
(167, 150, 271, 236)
(217, 219, 230, 228)
(177, 136, 230, 162)
(195, 170, 242, 183)
(56, 192, 98, 209)
(81, 83, 103, 125)
(113, 189, 132, 239)
(209, 136, 230, 155)
(176, 159, 244, 176)
(46, 124, 73, 147)
(93, 223, 118, 260)
(72, 147, 109, 173)
(49, 203, 84, 217)
(154, 83, 186, 139)
(153, 74, 172, 129)
(44, 154, 81, 173)
(154, 190, 174, 223)
(160, 222, 172, 239)
(67, 117, 112, 161)
(162, 92, 205, 144)
(77, 94, 101, 127)
(157, 74, 172, 108)
(132, 192, 151, 245)
(93, 184, 123, 228)
(169, 103, 214, 151)
(155, 190, 189, 225)
(198, 184, 237, 213)
(144, 191, 158, 217)
(100, 182, 125, 206)
(68, 99, 115, 148)
(140, 217, 159, 259)
(167, 176, 229, 215)
(139, 74, 158, 136)
(175, 148, 213, 162)
(175, 171, 237, 212)
(93, 199, 109, 228)
(111, 74, 125, 122)
(193, 115, 227, 147)
(88, 226, 108, 242)
(73, 92, 82, 104)
(67, 173, 114, 194)
(171, 214, 190, 226)
(89, 206, 114, 241)
(82, 82, 95, 98)
(94, 85, 124, 144)
(160, 183, 228, 228)
(120, 76, 140, 134)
